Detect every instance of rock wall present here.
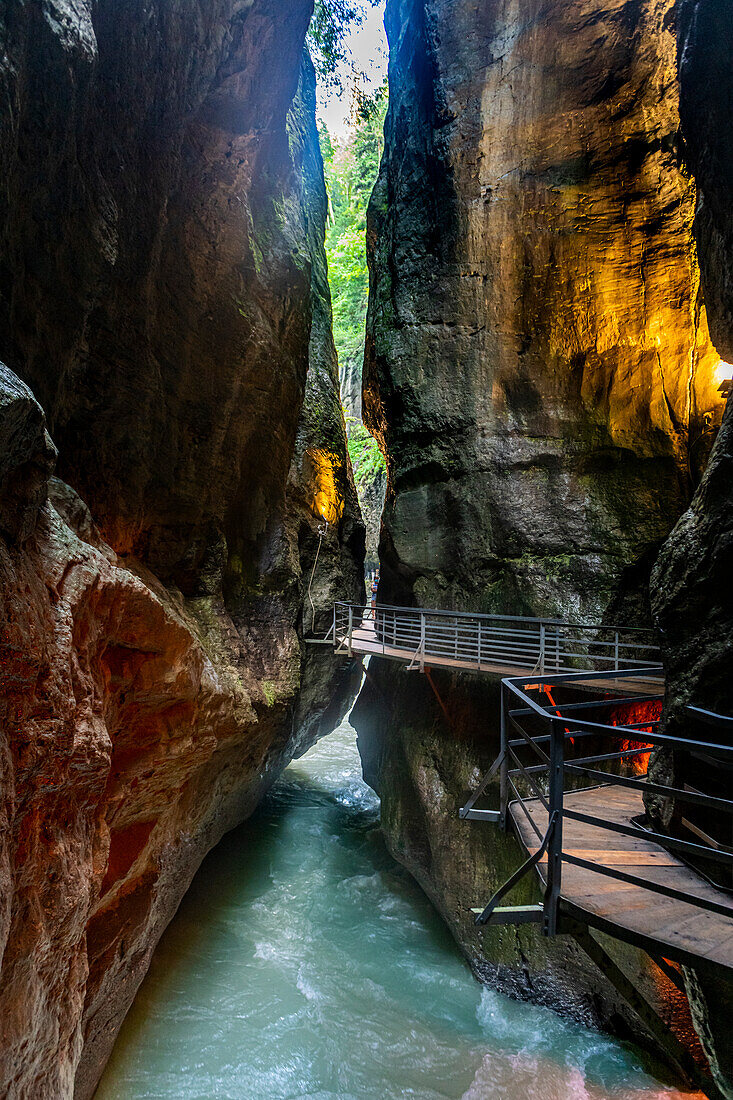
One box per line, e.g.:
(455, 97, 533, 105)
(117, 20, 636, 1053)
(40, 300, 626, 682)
(364, 0, 723, 622)
(339, 336, 385, 575)
(340, 356, 363, 424)
(359, 462, 387, 574)
(0, 0, 319, 589)
(677, 0, 733, 363)
(0, 4, 364, 1097)
(648, 5, 733, 1096)
(355, 0, 729, 1086)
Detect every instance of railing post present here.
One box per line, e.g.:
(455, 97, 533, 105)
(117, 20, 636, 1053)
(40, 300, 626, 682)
(555, 629, 560, 671)
(544, 715, 564, 937)
(333, 603, 337, 647)
(499, 681, 508, 831)
(420, 611, 426, 671)
(539, 623, 546, 675)
(614, 630, 619, 671)
(348, 605, 353, 657)
(477, 621, 482, 671)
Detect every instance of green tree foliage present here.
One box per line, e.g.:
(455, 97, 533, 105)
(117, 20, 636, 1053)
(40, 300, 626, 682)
(308, 0, 364, 88)
(320, 80, 388, 403)
(346, 418, 384, 488)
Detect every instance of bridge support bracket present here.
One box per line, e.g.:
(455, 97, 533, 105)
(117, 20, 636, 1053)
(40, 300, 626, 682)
(471, 904, 543, 925)
(459, 808, 501, 822)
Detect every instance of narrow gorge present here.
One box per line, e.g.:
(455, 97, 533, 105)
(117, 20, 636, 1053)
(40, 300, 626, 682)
(0, 1, 731, 1098)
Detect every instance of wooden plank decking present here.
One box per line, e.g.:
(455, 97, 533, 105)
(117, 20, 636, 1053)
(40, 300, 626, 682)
(510, 786, 733, 972)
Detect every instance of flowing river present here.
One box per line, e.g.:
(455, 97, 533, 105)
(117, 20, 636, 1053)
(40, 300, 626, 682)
(96, 711, 692, 1100)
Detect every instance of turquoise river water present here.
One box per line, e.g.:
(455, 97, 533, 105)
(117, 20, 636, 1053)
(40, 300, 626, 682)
(96, 711, 693, 1100)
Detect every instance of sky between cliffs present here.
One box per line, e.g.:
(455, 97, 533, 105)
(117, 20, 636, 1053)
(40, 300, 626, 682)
(316, 1, 387, 139)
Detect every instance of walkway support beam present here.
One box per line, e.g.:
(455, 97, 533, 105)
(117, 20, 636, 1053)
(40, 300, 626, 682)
(568, 924, 726, 1100)
(499, 682, 508, 831)
(544, 716, 564, 937)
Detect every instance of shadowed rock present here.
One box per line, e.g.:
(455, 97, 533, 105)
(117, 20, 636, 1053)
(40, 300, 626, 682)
(0, 5, 364, 1096)
(0, 363, 56, 541)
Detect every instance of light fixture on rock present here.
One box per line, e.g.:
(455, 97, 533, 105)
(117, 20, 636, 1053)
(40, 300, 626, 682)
(714, 359, 733, 398)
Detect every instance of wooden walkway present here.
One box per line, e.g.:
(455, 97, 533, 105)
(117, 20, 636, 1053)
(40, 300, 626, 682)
(511, 786, 733, 973)
(336, 615, 663, 691)
(339, 617, 536, 676)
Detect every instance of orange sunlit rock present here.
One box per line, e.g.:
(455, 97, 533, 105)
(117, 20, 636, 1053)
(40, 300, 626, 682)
(303, 447, 345, 527)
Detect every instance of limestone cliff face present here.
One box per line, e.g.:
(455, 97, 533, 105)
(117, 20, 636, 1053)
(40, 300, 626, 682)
(0, 393, 265, 1098)
(339, 330, 385, 574)
(0, 0, 317, 590)
(0, 5, 364, 1097)
(364, 0, 722, 622)
(358, 462, 387, 573)
(354, 0, 726, 1082)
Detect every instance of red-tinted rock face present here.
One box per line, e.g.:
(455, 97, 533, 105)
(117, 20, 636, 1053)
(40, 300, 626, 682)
(0, 5, 364, 1097)
(0, 467, 255, 1098)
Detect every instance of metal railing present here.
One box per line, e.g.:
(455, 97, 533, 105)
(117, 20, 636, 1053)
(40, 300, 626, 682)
(330, 602, 661, 675)
(471, 670, 733, 946)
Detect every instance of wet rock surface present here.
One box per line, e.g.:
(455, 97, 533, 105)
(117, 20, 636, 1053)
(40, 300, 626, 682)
(0, 4, 363, 1096)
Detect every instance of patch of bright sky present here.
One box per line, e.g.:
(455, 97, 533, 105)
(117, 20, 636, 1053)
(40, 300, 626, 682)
(316, 1, 387, 140)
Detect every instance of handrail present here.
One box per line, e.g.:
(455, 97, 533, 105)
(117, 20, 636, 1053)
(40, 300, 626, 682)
(687, 704, 733, 727)
(331, 603, 662, 677)
(563, 763, 733, 814)
(478, 673, 733, 941)
(562, 806, 733, 865)
(509, 693, 665, 718)
(333, 600, 658, 634)
(500, 667, 664, 721)
(561, 719, 733, 756)
(561, 854, 733, 920)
